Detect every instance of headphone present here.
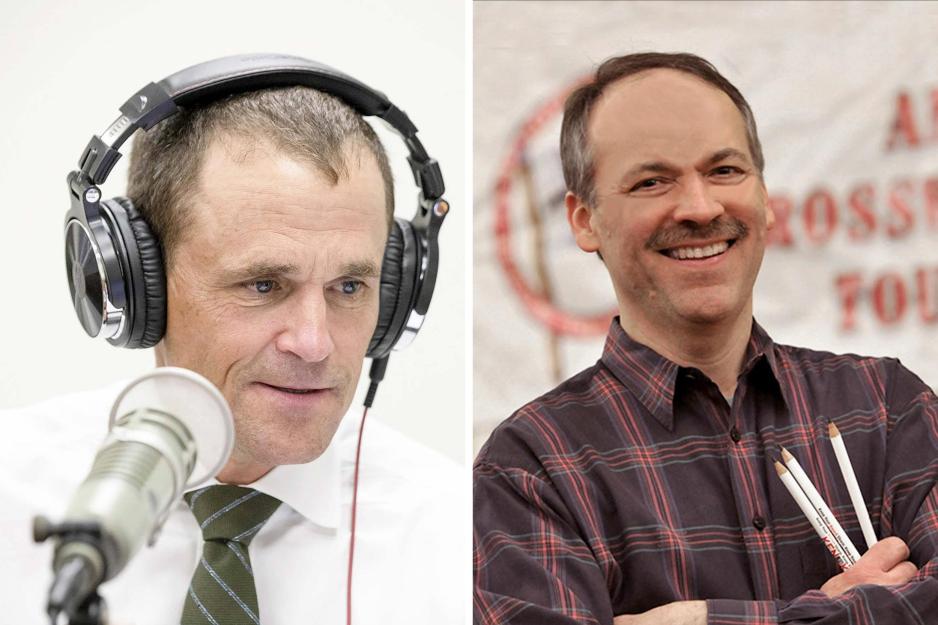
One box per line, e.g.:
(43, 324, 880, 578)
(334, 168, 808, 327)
(64, 53, 448, 359)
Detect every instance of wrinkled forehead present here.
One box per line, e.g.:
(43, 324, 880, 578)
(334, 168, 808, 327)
(588, 68, 752, 166)
(174, 133, 388, 256)
(196, 134, 385, 218)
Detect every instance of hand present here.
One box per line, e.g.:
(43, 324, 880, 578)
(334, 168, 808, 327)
(613, 600, 706, 625)
(820, 536, 918, 597)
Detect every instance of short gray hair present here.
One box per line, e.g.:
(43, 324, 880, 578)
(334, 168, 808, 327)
(127, 86, 394, 266)
(560, 52, 764, 207)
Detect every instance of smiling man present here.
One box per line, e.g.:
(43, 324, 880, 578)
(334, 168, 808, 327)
(474, 52, 938, 625)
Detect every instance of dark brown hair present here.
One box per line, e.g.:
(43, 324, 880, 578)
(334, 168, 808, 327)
(126, 86, 394, 266)
(560, 52, 764, 207)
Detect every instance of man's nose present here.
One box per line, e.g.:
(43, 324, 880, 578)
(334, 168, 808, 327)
(671, 173, 725, 224)
(274, 290, 335, 363)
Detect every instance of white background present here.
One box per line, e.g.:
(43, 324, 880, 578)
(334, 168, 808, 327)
(0, 0, 467, 465)
(474, 1, 938, 451)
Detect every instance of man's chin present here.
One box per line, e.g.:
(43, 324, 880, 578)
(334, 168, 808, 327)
(225, 386, 352, 468)
(230, 427, 339, 473)
(660, 281, 742, 317)
(252, 444, 330, 468)
(675, 301, 744, 326)
(218, 439, 333, 483)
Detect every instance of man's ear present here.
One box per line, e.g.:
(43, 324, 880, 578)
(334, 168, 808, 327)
(760, 180, 775, 231)
(565, 191, 601, 253)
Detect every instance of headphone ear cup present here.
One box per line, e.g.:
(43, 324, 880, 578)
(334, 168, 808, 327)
(105, 197, 167, 349)
(368, 218, 419, 359)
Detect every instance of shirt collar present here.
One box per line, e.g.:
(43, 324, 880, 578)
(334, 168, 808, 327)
(600, 319, 681, 431)
(743, 319, 778, 378)
(206, 416, 344, 531)
(250, 440, 339, 530)
(600, 317, 780, 431)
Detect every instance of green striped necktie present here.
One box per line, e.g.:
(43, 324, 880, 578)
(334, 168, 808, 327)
(181, 485, 281, 625)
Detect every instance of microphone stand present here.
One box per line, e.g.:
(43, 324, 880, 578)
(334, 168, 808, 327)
(57, 591, 106, 625)
(33, 516, 109, 625)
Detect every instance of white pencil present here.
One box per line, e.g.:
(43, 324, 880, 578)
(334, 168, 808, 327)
(829, 423, 878, 550)
(775, 461, 854, 570)
(780, 447, 861, 566)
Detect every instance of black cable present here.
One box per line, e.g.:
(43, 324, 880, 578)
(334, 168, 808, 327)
(363, 356, 389, 408)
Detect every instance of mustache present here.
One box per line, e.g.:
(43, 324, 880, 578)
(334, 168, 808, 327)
(646, 217, 749, 250)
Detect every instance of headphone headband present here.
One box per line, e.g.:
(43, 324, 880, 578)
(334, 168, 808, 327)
(78, 54, 444, 200)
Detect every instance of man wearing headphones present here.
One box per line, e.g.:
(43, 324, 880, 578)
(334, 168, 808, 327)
(1, 56, 460, 624)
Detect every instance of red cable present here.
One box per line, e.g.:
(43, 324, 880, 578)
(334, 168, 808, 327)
(346, 406, 368, 625)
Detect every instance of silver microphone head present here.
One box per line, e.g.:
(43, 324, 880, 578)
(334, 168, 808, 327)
(41, 367, 234, 620)
(108, 367, 234, 490)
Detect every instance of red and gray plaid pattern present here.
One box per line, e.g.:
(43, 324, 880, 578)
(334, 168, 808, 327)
(474, 319, 938, 624)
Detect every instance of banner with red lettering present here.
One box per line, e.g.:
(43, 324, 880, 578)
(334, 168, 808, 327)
(474, 1, 938, 451)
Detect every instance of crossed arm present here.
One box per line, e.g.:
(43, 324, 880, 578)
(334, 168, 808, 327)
(612, 537, 921, 624)
(474, 370, 938, 625)
(475, 471, 938, 625)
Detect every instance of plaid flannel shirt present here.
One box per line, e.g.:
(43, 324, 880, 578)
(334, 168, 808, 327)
(474, 319, 938, 624)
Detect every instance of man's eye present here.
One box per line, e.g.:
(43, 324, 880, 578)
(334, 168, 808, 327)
(248, 279, 277, 294)
(631, 178, 662, 192)
(340, 280, 363, 295)
(711, 166, 743, 177)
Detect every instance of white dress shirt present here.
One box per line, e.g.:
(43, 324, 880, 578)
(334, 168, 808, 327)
(0, 381, 466, 624)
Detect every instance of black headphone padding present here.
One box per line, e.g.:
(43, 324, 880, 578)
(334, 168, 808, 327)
(111, 197, 166, 349)
(368, 218, 418, 359)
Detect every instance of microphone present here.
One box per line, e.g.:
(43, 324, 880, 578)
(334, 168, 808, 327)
(33, 367, 234, 624)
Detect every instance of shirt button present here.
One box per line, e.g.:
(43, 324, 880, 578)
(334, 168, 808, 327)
(752, 516, 766, 531)
(729, 426, 741, 443)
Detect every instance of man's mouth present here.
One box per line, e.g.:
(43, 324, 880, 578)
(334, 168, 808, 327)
(258, 382, 328, 395)
(661, 239, 735, 260)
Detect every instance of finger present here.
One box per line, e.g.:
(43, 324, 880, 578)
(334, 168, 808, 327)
(885, 560, 919, 585)
(866, 536, 910, 569)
